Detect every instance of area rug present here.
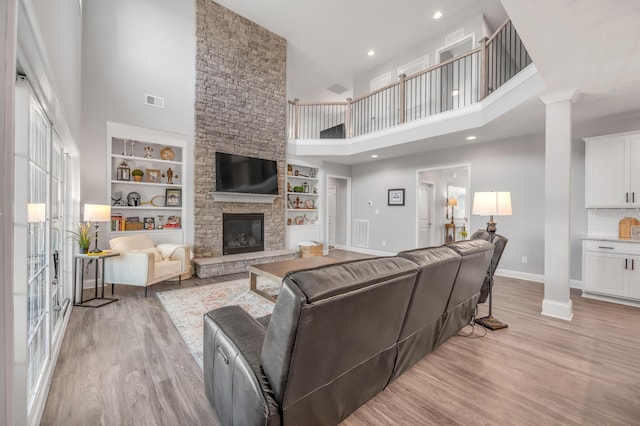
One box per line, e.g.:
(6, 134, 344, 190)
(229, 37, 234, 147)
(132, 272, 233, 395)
(157, 277, 279, 369)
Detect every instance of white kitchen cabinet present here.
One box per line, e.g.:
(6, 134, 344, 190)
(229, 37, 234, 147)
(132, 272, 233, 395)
(582, 239, 640, 304)
(585, 132, 640, 207)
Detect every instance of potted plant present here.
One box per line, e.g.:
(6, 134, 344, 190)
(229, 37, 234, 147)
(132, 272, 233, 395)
(131, 169, 144, 182)
(68, 221, 95, 254)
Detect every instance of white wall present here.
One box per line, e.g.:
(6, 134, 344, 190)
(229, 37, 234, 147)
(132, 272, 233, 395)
(30, 0, 82, 140)
(351, 134, 587, 280)
(1, 1, 17, 423)
(81, 0, 196, 232)
(352, 14, 490, 98)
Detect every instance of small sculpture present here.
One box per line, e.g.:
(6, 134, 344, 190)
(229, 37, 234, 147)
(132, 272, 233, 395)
(144, 146, 154, 158)
(162, 167, 179, 184)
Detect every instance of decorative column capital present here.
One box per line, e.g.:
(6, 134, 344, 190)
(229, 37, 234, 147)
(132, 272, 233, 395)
(539, 88, 579, 105)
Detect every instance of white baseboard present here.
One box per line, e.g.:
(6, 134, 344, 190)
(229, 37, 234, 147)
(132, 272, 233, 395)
(346, 246, 396, 257)
(541, 298, 574, 321)
(495, 268, 543, 283)
(581, 292, 640, 308)
(496, 269, 583, 289)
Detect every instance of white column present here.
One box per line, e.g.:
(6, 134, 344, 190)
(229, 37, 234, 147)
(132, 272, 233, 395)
(540, 89, 578, 320)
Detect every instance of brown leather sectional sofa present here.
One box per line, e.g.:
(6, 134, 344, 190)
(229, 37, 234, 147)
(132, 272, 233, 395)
(203, 239, 494, 425)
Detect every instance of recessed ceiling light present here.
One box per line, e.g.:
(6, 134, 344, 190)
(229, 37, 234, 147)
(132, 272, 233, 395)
(371, 154, 379, 158)
(368, 50, 375, 57)
(433, 11, 443, 19)
(466, 135, 477, 140)
(452, 89, 459, 96)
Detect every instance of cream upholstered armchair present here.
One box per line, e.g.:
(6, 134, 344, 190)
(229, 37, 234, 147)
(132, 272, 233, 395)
(104, 235, 191, 297)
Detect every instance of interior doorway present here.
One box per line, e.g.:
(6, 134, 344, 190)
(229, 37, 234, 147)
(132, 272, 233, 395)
(417, 180, 435, 247)
(416, 164, 470, 247)
(326, 175, 351, 249)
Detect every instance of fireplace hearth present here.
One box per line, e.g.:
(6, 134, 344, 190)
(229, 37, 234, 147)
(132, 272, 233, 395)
(223, 213, 265, 255)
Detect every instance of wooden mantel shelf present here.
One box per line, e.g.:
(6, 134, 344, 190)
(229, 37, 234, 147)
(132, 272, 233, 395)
(208, 191, 281, 204)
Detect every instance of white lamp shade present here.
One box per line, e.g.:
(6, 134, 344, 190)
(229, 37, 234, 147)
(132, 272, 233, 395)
(83, 204, 111, 222)
(27, 203, 46, 222)
(472, 192, 512, 216)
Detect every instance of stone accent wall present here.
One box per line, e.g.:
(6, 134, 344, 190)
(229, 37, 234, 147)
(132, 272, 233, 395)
(194, 0, 287, 257)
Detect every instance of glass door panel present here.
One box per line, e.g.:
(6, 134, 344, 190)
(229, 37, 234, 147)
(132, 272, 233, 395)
(26, 94, 51, 406)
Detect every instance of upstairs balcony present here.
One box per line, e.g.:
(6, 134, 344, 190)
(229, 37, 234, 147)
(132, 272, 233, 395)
(288, 20, 542, 161)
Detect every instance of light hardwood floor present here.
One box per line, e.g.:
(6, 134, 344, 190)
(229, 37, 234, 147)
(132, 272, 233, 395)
(42, 253, 640, 425)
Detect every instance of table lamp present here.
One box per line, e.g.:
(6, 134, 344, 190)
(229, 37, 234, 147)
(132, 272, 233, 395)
(472, 191, 512, 330)
(83, 204, 111, 253)
(447, 197, 458, 224)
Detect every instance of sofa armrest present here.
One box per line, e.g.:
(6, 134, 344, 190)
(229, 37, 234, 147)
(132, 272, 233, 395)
(204, 306, 280, 426)
(104, 252, 154, 285)
(157, 244, 190, 273)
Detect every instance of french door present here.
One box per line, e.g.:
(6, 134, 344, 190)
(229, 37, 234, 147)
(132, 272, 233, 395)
(15, 77, 70, 420)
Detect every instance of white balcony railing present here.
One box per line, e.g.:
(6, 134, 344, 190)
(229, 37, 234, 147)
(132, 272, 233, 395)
(288, 19, 531, 140)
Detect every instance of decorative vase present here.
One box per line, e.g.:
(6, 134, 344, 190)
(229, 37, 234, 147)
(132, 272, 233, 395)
(80, 245, 89, 254)
(134, 175, 142, 182)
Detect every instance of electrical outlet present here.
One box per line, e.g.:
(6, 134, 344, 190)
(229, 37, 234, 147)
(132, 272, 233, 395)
(521, 256, 528, 264)
(382, 240, 386, 246)
(374, 209, 380, 215)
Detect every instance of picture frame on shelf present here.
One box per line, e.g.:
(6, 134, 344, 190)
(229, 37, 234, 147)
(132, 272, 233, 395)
(165, 188, 182, 207)
(388, 188, 405, 206)
(144, 217, 155, 230)
(146, 169, 161, 183)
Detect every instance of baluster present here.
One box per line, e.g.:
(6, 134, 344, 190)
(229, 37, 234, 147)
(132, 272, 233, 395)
(398, 73, 406, 124)
(480, 37, 489, 100)
(293, 98, 300, 139)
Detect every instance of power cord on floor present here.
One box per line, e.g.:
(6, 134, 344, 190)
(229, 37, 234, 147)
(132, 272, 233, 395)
(455, 305, 487, 338)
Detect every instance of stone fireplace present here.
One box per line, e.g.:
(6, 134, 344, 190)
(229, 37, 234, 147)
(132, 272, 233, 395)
(223, 213, 264, 255)
(193, 0, 287, 259)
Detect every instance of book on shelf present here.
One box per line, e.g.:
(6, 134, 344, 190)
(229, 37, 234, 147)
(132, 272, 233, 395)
(111, 214, 124, 231)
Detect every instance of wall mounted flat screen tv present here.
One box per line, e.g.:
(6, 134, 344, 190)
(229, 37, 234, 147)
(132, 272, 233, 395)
(215, 152, 278, 194)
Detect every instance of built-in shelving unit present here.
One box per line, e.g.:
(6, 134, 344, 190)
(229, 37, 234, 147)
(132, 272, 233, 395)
(107, 124, 187, 245)
(286, 161, 321, 250)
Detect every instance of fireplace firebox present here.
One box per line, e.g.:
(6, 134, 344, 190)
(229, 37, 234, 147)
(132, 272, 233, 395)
(222, 213, 264, 255)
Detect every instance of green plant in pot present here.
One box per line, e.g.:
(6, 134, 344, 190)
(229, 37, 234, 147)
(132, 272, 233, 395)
(68, 221, 95, 254)
(132, 169, 144, 182)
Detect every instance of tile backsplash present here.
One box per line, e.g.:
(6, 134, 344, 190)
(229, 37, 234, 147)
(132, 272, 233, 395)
(587, 209, 640, 237)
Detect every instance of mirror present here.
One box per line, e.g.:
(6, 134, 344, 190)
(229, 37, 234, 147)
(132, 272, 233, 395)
(447, 185, 466, 219)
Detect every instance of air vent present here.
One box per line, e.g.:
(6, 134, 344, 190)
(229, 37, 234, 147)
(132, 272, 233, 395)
(445, 29, 464, 46)
(145, 93, 165, 108)
(327, 83, 348, 95)
(352, 219, 370, 248)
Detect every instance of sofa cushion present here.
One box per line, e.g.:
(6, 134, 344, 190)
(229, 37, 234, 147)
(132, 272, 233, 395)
(154, 259, 182, 281)
(109, 234, 156, 251)
(438, 239, 494, 344)
(130, 247, 162, 262)
(261, 257, 418, 425)
(392, 246, 462, 380)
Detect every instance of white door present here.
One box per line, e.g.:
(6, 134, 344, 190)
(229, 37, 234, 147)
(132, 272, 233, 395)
(327, 186, 337, 248)
(417, 182, 433, 247)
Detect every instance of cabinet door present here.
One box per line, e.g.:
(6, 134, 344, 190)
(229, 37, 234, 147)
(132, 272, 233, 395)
(585, 138, 627, 207)
(627, 256, 640, 300)
(583, 251, 627, 296)
(628, 136, 640, 206)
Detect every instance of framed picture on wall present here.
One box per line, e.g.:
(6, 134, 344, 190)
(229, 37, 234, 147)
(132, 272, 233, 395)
(388, 188, 405, 206)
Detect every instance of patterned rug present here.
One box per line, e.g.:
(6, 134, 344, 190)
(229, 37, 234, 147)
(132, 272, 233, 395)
(157, 277, 279, 369)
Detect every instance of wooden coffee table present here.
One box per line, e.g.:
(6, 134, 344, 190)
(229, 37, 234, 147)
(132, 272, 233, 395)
(248, 256, 342, 302)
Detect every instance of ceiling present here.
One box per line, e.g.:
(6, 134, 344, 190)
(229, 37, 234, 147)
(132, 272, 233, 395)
(211, 0, 640, 163)
(212, 0, 508, 101)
